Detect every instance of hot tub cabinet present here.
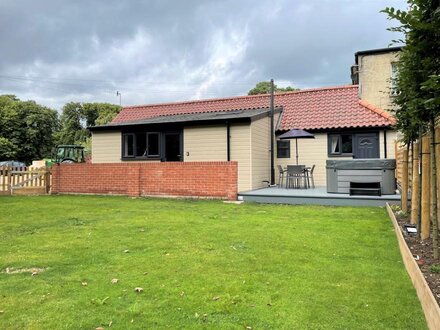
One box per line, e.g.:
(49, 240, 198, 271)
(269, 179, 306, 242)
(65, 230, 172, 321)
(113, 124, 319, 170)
(326, 159, 396, 195)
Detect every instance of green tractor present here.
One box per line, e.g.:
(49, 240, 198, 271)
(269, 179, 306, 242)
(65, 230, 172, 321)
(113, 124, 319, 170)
(50, 145, 86, 165)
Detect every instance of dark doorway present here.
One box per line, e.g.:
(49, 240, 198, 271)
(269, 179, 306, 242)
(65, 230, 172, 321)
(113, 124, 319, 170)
(354, 133, 379, 159)
(163, 133, 181, 161)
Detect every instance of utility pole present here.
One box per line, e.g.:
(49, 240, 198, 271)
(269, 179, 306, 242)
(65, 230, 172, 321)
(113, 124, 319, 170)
(270, 79, 275, 186)
(116, 91, 122, 106)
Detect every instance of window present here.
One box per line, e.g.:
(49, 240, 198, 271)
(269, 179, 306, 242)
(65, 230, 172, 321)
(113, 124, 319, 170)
(277, 140, 290, 158)
(390, 62, 399, 96)
(122, 131, 179, 160)
(135, 133, 147, 156)
(147, 133, 160, 156)
(328, 132, 379, 158)
(328, 134, 353, 156)
(123, 134, 134, 157)
(122, 132, 161, 159)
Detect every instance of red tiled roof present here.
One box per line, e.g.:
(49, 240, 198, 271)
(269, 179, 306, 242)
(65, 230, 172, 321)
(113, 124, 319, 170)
(113, 85, 395, 130)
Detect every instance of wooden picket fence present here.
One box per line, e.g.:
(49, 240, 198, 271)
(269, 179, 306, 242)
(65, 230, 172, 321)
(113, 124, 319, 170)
(0, 165, 51, 196)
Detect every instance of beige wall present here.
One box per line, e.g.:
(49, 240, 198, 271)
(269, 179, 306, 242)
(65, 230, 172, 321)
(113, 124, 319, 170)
(91, 131, 122, 163)
(230, 123, 252, 192)
(183, 123, 252, 192)
(251, 116, 271, 189)
(183, 115, 275, 193)
(275, 129, 398, 187)
(358, 51, 400, 110)
(183, 125, 227, 161)
(275, 133, 330, 187)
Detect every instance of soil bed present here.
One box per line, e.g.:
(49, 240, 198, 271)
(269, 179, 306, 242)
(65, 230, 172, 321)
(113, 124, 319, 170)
(394, 208, 440, 306)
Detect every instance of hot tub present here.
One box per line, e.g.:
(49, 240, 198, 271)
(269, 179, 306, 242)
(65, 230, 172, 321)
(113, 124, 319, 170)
(326, 159, 396, 195)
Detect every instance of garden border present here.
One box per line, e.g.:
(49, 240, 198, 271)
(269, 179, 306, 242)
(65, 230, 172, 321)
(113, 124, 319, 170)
(386, 202, 440, 330)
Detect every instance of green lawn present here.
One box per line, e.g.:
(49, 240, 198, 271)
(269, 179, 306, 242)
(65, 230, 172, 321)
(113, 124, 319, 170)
(0, 196, 426, 329)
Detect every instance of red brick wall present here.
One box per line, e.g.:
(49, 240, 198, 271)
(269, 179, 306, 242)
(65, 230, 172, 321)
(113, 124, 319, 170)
(51, 162, 238, 200)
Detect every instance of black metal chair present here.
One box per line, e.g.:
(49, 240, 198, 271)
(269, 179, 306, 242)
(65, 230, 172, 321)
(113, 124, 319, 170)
(277, 165, 287, 188)
(286, 165, 307, 189)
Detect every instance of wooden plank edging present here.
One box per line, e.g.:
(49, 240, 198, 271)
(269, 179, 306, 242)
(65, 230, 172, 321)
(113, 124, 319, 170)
(386, 202, 440, 330)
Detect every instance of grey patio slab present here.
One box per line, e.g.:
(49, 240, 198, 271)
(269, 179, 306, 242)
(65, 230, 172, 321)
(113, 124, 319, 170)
(238, 187, 401, 207)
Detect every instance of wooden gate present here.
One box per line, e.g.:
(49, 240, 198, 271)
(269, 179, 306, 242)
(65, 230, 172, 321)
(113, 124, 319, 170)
(0, 165, 51, 196)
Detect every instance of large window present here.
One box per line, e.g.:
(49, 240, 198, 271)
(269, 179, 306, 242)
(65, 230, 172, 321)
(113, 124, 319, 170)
(277, 140, 290, 158)
(122, 132, 161, 159)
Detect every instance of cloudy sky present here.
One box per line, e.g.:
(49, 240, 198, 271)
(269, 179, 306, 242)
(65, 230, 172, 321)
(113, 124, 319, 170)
(0, 0, 406, 111)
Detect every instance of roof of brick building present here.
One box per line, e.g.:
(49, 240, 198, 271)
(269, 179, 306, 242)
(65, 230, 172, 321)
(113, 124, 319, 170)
(112, 85, 395, 131)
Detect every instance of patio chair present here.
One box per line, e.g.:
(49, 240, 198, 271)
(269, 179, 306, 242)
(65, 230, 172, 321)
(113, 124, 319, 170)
(286, 165, 307, 189)
(306, 165, 316, 189)
(277, 165, 287, 188)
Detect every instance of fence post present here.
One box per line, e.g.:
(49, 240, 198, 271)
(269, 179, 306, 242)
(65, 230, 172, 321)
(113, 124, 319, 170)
(45, 166, 51, 194)
(402, 148, 409, 213)
(421, 136, 431, 240)
(436, 127, 440, 229)
(7, 165, 12, 195)
(411, 141, 420, 225)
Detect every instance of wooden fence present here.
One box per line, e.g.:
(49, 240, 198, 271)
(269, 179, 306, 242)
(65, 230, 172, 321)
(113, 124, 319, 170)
(0, 165, 51, 196)
(395, 128, 440, 238)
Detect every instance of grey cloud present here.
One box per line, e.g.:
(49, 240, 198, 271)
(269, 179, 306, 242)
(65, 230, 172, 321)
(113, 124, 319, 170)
(0, 0, 406, 110)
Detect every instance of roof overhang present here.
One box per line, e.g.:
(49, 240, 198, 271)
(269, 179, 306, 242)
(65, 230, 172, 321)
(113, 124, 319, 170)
(89, 107, 283, 131)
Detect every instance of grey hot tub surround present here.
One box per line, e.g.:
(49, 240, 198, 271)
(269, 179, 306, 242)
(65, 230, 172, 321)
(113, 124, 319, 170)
(326, 159, 396, 195)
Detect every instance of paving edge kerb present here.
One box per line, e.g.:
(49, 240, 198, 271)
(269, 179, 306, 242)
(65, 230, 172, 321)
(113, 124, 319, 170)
(386, 203, 440, 330)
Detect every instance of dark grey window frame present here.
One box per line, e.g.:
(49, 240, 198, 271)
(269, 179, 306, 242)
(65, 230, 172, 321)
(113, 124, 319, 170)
(121, 130, 182, 161)
(122, 131, 162, 160)
(328, 133, 354, 157)
(277, 140, 290, 158)
(123, 133, 135, 158)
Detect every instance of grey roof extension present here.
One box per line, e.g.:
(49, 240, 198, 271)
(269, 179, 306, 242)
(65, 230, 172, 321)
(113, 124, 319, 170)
(89, 107, 282, 131)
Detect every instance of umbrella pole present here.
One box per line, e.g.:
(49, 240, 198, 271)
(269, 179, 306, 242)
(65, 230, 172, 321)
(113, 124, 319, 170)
(296, 139, 299, 165)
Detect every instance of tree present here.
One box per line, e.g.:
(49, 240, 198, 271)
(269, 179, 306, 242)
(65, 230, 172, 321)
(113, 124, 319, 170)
(56, 102, 121, 147)
(248, 81, 299, 95)
(384, 0, 440, 257)
(0, 137, 18, 159)
(0, 95, 59, 163)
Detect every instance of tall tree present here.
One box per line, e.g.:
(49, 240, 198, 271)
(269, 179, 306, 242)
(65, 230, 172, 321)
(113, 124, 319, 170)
(248, 81, 299, 95)
(384, 0, 440, 256)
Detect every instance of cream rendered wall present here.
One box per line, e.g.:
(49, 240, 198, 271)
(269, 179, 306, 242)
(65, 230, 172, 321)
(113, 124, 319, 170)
(358, 51, 400, 110)
(250, 115, 271, 189)
(91, 131, 122, 163)
(275, 133, 330, 187)
(183, 125, 227, 161)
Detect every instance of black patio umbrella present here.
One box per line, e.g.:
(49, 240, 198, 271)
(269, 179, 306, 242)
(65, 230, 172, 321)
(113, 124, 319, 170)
(278, 129, 315, 165)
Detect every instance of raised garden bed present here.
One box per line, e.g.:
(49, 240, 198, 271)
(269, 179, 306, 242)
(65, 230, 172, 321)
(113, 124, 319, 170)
(386, 203, 440, 329)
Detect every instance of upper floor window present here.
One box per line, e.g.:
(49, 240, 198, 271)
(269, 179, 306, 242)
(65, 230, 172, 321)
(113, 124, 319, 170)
(390, 62, 399, 96)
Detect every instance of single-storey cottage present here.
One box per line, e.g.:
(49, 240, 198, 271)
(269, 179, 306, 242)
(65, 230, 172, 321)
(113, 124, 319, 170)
(89, 85, 396, 193)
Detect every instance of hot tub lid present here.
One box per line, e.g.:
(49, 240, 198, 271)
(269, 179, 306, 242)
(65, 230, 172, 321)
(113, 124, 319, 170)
(326, 159, 396, 170)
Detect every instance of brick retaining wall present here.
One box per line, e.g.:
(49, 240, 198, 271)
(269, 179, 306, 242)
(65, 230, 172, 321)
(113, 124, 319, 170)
(51, 162, 238, 200)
